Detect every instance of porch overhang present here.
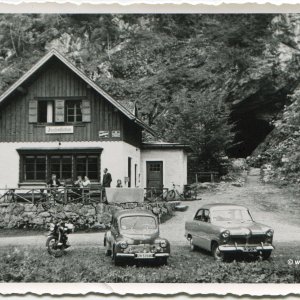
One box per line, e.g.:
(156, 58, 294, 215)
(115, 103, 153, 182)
(16, 147, 103, 155)
(141, 142, 192, 152)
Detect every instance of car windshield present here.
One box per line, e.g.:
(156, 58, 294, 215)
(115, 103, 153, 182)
(211, 208, 253, 223)
(120, 216, 157, 232)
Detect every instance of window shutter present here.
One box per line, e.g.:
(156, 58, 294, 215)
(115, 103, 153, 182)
(28, 100, 38, 123)
(55, 99, 65, 123)
(81, 99, 91, 122)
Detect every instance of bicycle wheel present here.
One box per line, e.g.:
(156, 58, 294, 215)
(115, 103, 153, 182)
(167, 190, 175, 201)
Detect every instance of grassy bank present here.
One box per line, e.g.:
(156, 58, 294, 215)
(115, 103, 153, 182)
(0, 243, 300, 283)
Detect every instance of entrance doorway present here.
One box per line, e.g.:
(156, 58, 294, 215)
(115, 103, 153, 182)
(146, 161, 163, 189)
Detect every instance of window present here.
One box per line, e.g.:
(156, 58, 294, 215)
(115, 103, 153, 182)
(194, 209, 203, 221)
(76, 155, 99, 180)
(38, 101, 54, 123)
(50, 155, 72, 180)
(149, 163, 161, 172)
(20, 152, 100, 182)
(66, 101, 82, 123)
(31, 99, 90, 124)
(24, 155, 47, 181)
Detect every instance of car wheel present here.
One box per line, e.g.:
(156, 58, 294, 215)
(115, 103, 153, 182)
(211, 242, 225, 261)
(112, 246, 122, 266)
(189, 238, 196, 251)
(261, 250, 272, 260)
(158, 257, 168, 266)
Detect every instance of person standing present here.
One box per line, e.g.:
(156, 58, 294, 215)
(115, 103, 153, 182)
(102, 168, 112, 188)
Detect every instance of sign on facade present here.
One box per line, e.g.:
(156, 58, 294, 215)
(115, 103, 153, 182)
(111, 130, 121, 138)
(45, 126, 74, 134)
(99, 130, 109, 138)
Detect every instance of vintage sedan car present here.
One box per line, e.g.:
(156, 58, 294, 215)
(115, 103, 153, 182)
(104, 209, 170, 265)
(185, 203, 274, 261)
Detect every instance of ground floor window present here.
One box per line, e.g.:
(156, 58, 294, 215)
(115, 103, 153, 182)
(24, 155, 47, 181)
(20, 151, 101, 182)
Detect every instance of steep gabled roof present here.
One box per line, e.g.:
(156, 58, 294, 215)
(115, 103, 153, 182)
(0, 49, 155, 136)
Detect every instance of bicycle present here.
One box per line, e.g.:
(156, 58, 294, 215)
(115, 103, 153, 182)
(164, 183, 199, 201)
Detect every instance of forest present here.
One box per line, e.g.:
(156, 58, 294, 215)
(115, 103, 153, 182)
(0, 14, 299, 181)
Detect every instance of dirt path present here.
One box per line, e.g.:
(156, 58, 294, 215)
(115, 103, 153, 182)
(1, 168, 300, 248)
(160, 168, 300, 244)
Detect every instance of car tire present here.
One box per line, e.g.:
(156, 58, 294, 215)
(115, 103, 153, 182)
(112, 246, 122, 266)
(158, 257, 168, 266)
(211, 242, 225, 261)
(261, 250, 272, 260)
(189, 238, 196, 251)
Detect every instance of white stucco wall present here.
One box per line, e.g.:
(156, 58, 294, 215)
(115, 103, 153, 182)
(140, 149, 188, 192)
(0, 141, 140, 189)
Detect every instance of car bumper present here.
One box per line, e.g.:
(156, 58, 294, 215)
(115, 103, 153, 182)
(116, 253, 170, 259)
(219, 244, 274, 253)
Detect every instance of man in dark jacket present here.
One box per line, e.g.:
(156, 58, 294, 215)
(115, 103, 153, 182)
(102, 168, 112, 187)
(47, 174, 61, 188)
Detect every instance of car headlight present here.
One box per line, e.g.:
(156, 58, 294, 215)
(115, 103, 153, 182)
(221, 230, 230, 239)
(266, 229, 274, 237)
(49, 224, 55, 231)
(160, 240, 167, 248)
(119, 241, 128, 249)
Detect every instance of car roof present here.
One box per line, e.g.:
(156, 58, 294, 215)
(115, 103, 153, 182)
(199, 203, 249, 210)
(113, 209, 156, 219)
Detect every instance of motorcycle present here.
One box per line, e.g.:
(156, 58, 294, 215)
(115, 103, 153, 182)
(46, 221, 74, 257)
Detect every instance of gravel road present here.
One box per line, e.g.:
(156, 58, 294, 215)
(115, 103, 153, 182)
(1, 168, 299, 248)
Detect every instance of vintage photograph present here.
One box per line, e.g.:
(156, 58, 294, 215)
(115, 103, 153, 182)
(0, 13, 299, 284)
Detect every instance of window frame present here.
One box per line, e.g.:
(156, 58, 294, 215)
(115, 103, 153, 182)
(35, 98, 85, 125)
(65, 100, 83, 124)
(37, 100, 55, 124)
(18, 149, 102, 183)
(23, 155, 47, 182)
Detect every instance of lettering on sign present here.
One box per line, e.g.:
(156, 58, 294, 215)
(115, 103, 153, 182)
(111, 130, 121, 138)
(45, 126, 74, 134)
(99, 131, 109, 138)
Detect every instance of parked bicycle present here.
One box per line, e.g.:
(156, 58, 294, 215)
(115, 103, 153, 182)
(145, 183, 199, 202)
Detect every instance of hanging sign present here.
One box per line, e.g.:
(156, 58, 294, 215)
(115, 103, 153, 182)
(46, 126, 74, 134)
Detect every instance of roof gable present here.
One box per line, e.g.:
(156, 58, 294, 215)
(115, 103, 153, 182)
(0, 49, 155, 136)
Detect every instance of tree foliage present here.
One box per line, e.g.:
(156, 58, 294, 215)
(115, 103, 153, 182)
(0, 14, 281, 168)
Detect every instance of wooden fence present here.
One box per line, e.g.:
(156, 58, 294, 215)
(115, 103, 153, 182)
(0, 187, 104, 205)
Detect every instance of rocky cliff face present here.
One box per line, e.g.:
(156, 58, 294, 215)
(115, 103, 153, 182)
(0, 14, 300, 162)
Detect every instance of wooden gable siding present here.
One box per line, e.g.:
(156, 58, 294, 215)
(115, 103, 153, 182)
(0, 58, 129, 144)
(122, 117, 142, 148)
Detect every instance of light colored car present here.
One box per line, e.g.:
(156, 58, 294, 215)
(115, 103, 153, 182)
(104, 209, 170, 265)
(185, 203, 274, 261)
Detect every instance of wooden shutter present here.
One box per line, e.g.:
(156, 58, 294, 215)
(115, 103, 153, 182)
(55, 99, 65, 123)
(81, 99, 91, 122)
(28, 100, 38, 123)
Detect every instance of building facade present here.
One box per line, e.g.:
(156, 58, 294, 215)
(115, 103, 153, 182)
(0, 50, 188, 191)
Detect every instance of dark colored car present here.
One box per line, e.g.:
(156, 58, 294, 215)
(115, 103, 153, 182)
(104, 209, 170, 265)
(185, 203, 274, 261)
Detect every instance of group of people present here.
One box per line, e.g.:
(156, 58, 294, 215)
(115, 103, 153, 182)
(47, 168, 118, 189)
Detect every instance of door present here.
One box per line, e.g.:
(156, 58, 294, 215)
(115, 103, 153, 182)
(128, 157, 132, 187)
(146, 161, 163, 190)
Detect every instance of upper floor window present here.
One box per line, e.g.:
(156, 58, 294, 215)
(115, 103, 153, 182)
(38, 101, 54, 123)
(29, 99, 91, 124)
(66, 100, 82, 123)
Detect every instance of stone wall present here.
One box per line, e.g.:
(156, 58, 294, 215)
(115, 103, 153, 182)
(0, 201, 179, 230)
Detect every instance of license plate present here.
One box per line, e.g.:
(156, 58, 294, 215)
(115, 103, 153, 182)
(136, 253, 154, 259)
(243, 247, 257, 253)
